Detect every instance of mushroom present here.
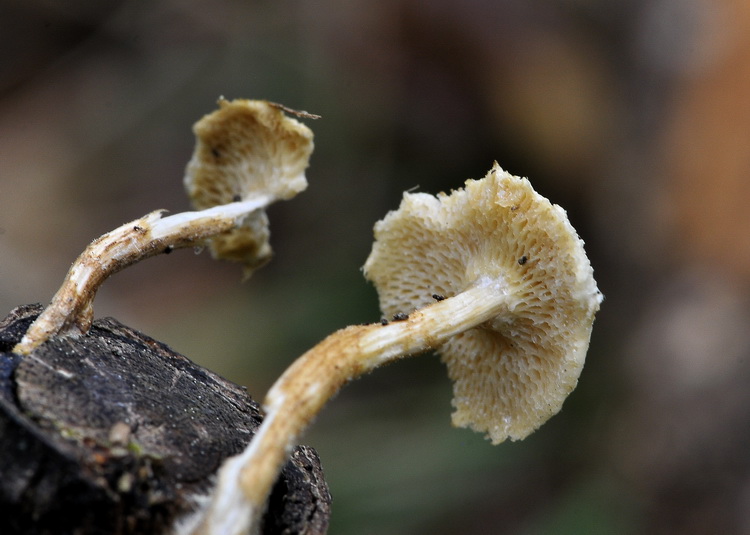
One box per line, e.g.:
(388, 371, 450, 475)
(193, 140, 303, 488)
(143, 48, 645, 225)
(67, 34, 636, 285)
(14, 99, 315, 355)
(185, 98, 316, 279)
(183, 163, 602, 534)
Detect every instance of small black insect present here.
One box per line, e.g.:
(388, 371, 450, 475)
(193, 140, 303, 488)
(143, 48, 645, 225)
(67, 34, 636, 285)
(133, 225, 143, 232)
(518, 256, 528, 265)
(392, 312, 409, 321)
(432, 294, 446, 301)
(232, 194, 242, 202)
(163, 246, 174, 255)
(380, 318, 389, 326)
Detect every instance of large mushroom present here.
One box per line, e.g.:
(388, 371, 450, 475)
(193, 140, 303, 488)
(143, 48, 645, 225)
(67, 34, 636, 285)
(183, 163, 602, 534)
(14, 99, 314, 355)
(365, 162, 602, 442)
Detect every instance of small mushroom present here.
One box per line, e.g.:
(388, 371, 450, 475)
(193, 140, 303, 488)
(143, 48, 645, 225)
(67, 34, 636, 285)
(184, 164, 602, 534)
(14, 99, 314, 355)
(185, 98, 315, 278)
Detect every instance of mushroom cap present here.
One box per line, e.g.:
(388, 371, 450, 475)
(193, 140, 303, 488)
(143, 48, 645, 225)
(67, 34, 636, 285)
(184, 99, 314, 278)
(363, 163, 602, 443)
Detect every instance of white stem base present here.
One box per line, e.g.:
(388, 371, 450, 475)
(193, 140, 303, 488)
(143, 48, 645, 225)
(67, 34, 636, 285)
(183, 276, 511, 534)
(14, 196, 273, 355)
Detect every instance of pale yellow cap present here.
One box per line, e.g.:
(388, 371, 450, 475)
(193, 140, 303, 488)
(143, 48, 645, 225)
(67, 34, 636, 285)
(184, 99, 314, 278)
(364, 163, 602, 443)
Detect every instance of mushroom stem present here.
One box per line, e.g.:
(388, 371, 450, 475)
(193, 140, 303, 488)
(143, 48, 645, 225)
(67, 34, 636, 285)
(189, 276, 512, 535)
(13, 195, 273, 355)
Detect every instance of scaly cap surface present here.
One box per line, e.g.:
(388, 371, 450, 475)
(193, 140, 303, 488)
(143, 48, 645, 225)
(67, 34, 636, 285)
(364, 163, 602, 443)
(184, 99, 314, 278)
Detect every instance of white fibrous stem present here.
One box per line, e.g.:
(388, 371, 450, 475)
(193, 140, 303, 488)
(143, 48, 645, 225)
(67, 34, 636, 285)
(184, 277, 511, 535)
(13, 196, 273, 355)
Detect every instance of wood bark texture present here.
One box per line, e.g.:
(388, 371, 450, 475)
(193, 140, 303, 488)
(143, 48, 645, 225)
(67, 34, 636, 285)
(0, 304, 331, 535)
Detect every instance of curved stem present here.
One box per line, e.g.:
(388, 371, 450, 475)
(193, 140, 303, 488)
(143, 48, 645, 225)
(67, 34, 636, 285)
(14, 196, 273, 355)
(187, 277, 511, 535)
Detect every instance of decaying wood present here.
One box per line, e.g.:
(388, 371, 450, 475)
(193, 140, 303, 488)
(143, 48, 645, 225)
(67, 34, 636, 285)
(0, 304, 330, 535)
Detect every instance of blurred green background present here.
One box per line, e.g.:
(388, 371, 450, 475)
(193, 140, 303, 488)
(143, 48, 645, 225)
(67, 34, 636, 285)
(2, 1, 749, 534)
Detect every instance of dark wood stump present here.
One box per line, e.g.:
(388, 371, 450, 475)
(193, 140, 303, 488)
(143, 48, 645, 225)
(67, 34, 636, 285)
(0, 304, 331, 535)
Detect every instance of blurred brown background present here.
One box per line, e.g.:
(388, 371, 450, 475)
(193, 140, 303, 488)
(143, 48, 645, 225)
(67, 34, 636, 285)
(1, 1, 749, 534)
